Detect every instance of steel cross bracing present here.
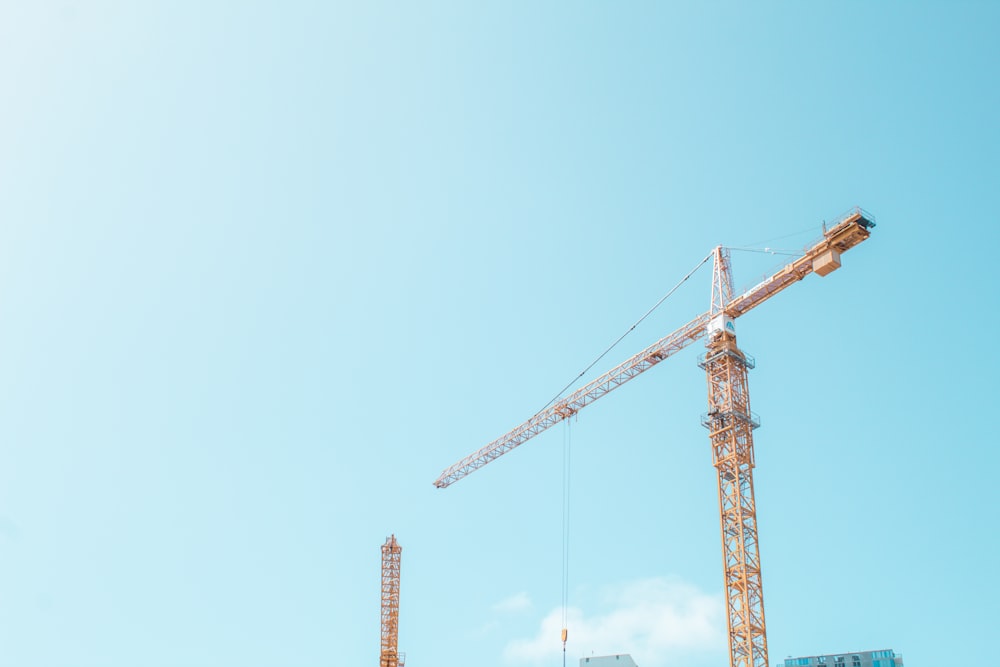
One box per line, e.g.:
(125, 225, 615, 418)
(434, 208, 874, 490)
(701, 338, 767, 667)
(380, 535, 403, 667)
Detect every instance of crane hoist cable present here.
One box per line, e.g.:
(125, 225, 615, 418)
(729, 247, 800, 256)
(540, 252, 713, 416)
(560, 418, 571, 664)
(548, 255, 715, 664)
(540, 243, 808, 424)
(739, 223, 821, 250)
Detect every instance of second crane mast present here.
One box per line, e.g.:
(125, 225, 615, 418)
(380, 535, 404, 667)
(434, 208, 875, 667)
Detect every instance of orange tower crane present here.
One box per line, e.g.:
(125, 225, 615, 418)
(380, 535, 404, 667)
(433, 208, 875, 667)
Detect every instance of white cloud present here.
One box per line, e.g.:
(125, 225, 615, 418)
(494, 591, 533, 613)
(503, 577, 726, 667)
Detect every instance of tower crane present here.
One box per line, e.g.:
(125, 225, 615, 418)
(433, 208, 875, 667)
(380, 535, 404, 667)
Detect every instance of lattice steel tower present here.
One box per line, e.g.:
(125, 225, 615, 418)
(700, 247, 768, 667)
(380, 535, 404, 667)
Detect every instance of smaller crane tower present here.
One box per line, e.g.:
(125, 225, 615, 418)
(380, 535, 404, 667)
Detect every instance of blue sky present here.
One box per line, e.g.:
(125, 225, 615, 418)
(0, 2, 997, 666)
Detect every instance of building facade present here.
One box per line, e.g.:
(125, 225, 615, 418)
(783, 649, 903, 667)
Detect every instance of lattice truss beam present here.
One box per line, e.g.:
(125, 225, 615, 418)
(433, 312, 711, 488)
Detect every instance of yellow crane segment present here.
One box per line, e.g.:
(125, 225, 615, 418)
(432, 208, 875, 667)
(380, 535, 404, 667)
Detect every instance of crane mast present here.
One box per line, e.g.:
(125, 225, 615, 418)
(702, 246, 767, 667)
(433, 208, 875, 667)
(380, 535, 404, 667)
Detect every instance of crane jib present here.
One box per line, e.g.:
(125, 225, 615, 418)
(433, 312, 711, 488)
(434, 208, 874, 489)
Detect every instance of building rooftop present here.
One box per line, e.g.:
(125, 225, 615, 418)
(581, 654, 639, 667)
(783, 649, 902, 667)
